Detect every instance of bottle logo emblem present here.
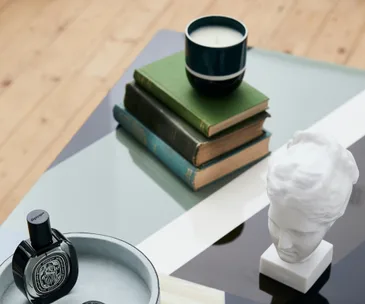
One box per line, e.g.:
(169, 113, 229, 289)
(33, 253, 68, 294)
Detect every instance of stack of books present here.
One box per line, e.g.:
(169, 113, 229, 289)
(113, 51, 271, 191)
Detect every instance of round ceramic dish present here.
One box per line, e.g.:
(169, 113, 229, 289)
(0, 232, 160, 304)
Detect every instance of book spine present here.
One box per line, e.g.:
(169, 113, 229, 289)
(133, 69, 210, 137)
(112, 104, 197, 190)
(124, 83, 200, 166)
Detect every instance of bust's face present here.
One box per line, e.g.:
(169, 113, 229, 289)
(268, 203, 331, 263)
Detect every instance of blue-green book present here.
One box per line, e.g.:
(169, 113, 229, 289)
(113, 103, 271, 191)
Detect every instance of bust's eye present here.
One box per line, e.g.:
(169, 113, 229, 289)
(289, 229, 316, 237)
(289, 230, 306, 237)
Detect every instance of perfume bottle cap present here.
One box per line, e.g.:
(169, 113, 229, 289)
(27, 209, 53, 250)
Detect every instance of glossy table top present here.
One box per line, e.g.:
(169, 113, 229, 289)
(173, 135, 365, 303)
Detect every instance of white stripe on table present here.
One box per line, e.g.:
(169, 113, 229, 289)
(137, 88, 365, 275)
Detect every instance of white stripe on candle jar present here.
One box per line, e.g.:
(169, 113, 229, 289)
(185, 64, 246, 81)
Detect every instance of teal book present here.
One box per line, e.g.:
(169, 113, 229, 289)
(113, 104, 271, 191)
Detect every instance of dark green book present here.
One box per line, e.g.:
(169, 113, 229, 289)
(124, 82, 269, 166)
(133, 51, 269, 137)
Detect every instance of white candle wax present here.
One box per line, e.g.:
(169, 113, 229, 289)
(190, 25, 243, 47)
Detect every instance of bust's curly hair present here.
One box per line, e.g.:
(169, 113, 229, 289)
(267, 130, 359, 224)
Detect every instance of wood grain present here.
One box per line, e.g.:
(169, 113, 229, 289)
(0, 0, 91, 97)
(0, 0, 10, 12)
(0, 0, 365, 223)
(0, 0, 49, 53)
(262, 0, 339, 56)
(306, 0, 365, 64)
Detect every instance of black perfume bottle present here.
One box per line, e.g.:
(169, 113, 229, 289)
(12, 210, 79, 303)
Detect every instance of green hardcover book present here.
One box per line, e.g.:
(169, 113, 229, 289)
(133, 51, 269, 137)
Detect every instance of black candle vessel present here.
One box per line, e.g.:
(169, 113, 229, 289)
(185, 15, 248, 96)
(12, 209, 79, 303)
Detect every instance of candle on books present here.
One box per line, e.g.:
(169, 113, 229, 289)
(185, 16, 248, 96)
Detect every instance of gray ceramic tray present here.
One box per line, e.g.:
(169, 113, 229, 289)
(0, 232, 160, 303)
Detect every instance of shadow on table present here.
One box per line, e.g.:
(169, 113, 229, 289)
(115, 126, 244, 210)
(260, 265, 331, 304)
(214, 223, 246, 246)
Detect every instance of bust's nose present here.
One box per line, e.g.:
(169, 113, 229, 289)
(278, 230, 292, 249)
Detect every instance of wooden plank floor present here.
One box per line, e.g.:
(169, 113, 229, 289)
(0, 0, 365, 223)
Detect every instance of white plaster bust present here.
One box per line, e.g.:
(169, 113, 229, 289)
(267, 130, 359, 263)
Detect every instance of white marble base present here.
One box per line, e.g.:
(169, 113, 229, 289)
(259, 240, 333, 293)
